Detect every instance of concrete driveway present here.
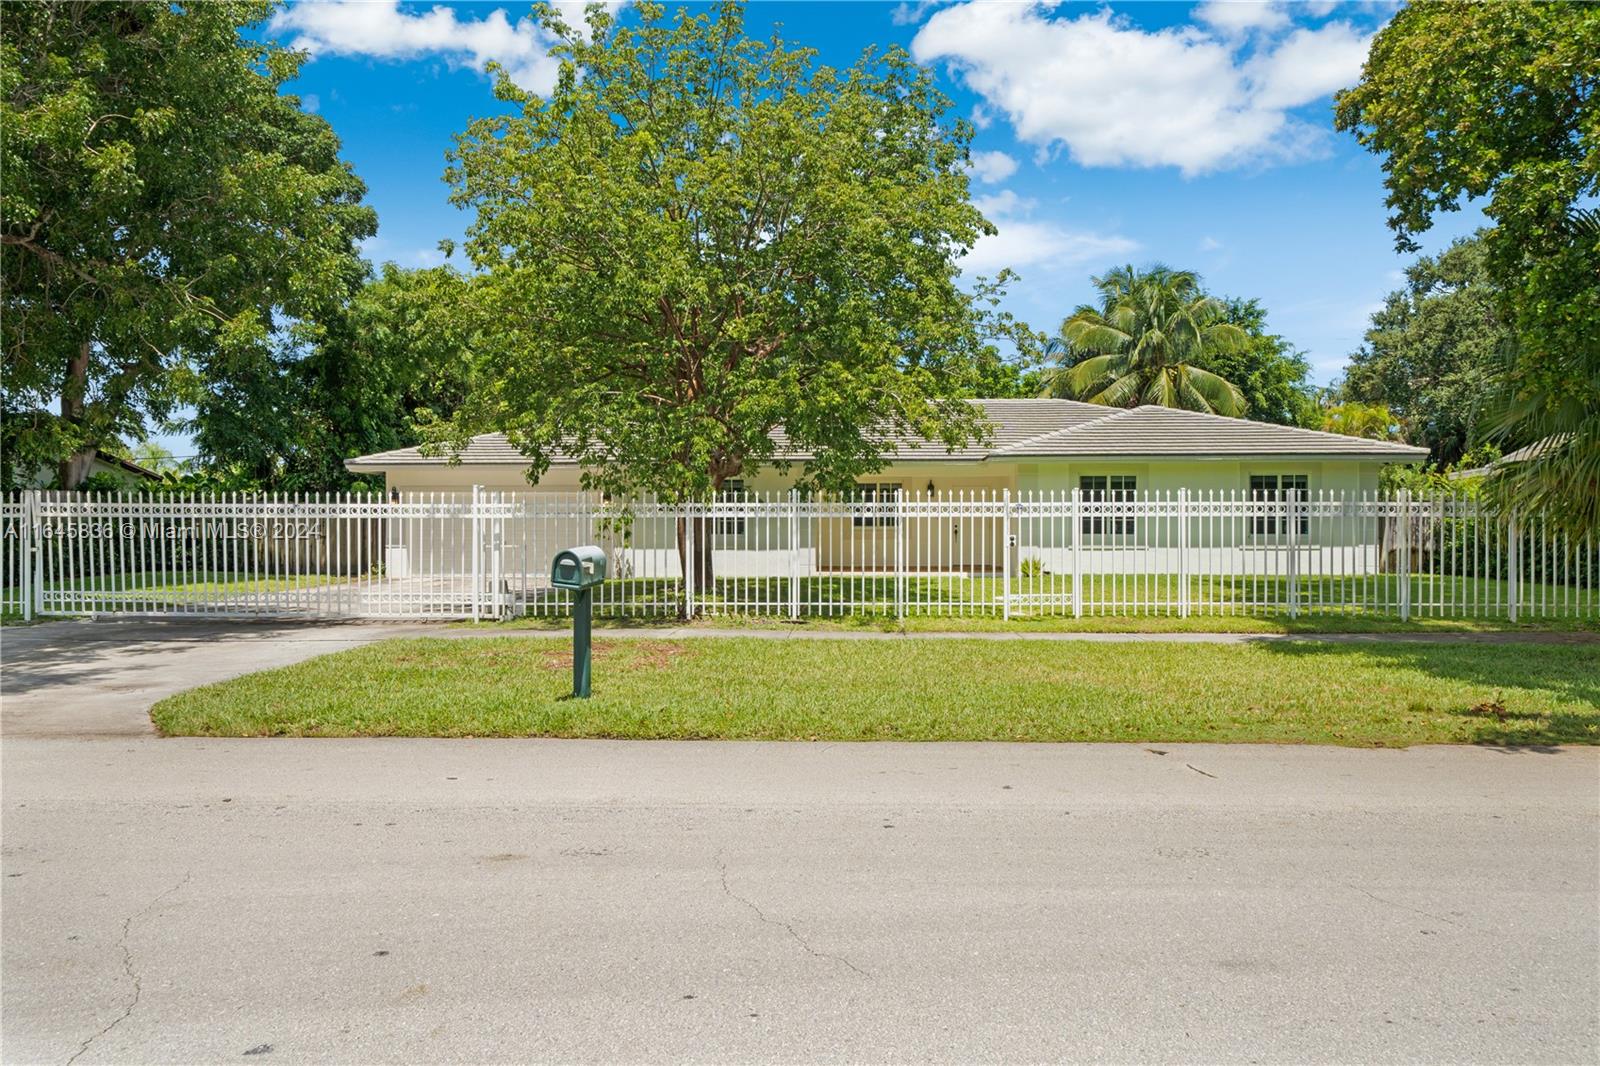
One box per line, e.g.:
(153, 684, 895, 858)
(0, 620, 418, 737)
(3, 736, 1596, 1065)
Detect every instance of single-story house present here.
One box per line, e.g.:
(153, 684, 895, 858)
(345, 400, 1427, 583)
(348, 398, 1426, 497)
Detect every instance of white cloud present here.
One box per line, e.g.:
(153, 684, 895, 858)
(964, 225, 1138, 275)
(966, 149, 1019, 184)
(301, 92, 320, 113)
(972, 189, 1035, 218)
(963, 188, 1136, 274)
(1246, 22, 1372, 109)
(1200, 235, 1224, 251)
(890, 0, 951, 27)
(912, 4, 1376, 175)
(1194, 1, 1290, 38)
(270, 1, 625, 92)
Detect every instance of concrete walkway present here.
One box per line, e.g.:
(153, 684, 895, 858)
(3, 618, 1594, 738)
(443, 624, 1600, 645)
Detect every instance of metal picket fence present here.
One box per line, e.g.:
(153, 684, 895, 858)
(1, 488, 1595, 623)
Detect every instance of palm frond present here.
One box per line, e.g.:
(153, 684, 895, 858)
(1088, 370, 1145, 408)
(1180, 365, 1246, 416)
(1061, 317, 1130, 354)
(1061, 353, 1128, 398)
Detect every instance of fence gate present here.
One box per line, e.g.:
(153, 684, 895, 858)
(15, 490, 519, 621)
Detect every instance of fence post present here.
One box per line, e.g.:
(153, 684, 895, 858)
(1286, 488, 1299, 620)
(470, 484, 482, 622)
(895, 488, 906, 622)
(1397, 489, 1411, 621)
(1001, 488, 1012, 620)
(788, 491, 800, 620)
(1071, 488, 1083, 619)
(491, 491, 504, 620)
(1177, 488, 1189, 619)
(27, 489, 42, 619)
(21, 489, 37, 621)
(1507, 510, 1520, 623)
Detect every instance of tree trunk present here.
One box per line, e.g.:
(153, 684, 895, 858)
(57, 341, 95, 489)
(693, 514, 714, 594)
(674, 513, 717, 616)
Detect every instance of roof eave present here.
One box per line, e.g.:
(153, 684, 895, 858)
(995, 450, 1430, 462)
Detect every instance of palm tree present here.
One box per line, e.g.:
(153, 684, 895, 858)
(1043, 265, 1248, 416)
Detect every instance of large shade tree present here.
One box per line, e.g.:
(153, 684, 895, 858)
(191, 263, 476, 490)
(1043, 266, 1247, 416)
(1210, 297, 1316, 427)
(1341, 235, 1511, 465)
(439, 1, 1026, 592)
(1335, 1, 1600, 534)
(0, 0, 374, 489)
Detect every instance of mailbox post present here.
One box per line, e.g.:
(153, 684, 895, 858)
(550, 546, 607, 697)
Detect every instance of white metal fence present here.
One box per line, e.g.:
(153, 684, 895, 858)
(2, 488, 1595, 623)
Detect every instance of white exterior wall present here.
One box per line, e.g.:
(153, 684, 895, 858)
(358, 457, 1393, 577)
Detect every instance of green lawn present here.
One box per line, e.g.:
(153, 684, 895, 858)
(151, 636, 1600, 746)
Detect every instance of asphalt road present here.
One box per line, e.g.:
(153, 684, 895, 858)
(3, 736, 1596, 1064)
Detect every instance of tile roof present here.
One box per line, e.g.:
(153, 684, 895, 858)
(992, 405, 1430, 459)
(347, 435, 537, 467)
(346, 399, 1428, 469)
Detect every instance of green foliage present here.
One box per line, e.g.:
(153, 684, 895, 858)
(1208, 297, 1316, 426)
(1478, 211, 1600, 537)
(1334, 3, 1597, 264)
(1319, 402, 1399, 442)
(1335, 2, 1600, 534)
(1342, 236, 1510, 464)
(190, 262, 476, 490)
(0, 405, 72, 490)
(127, 440, 182, 476)
(1043, 265, 1248, 415)
(0, 1, 376, 484)
(74, 470, 146, 494)
(438, 1, 1023, 505)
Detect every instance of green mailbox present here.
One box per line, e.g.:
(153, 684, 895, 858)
(551, 545, 606, 697)
(551, 546, 607, 590)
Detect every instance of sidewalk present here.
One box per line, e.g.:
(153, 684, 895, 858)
(442, 624, 1600, 645)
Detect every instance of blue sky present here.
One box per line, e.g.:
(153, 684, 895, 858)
(215, 0, 1484, 455)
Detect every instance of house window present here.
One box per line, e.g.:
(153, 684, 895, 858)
(1080, 475, 1136, 535)
(1249, 474, 1309, 535)
(851, 483, 901, 527)
(714, 479, 746, 536)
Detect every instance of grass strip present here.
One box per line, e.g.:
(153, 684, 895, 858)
(152, 636, 1600, 747)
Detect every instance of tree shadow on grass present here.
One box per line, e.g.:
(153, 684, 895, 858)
(1254, 639, 1600, 750)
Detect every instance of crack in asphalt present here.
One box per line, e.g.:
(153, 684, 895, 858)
(1346, 883, 1477, 932)
(66, 870, 193, 1066)
(716, 856, 868, 978)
